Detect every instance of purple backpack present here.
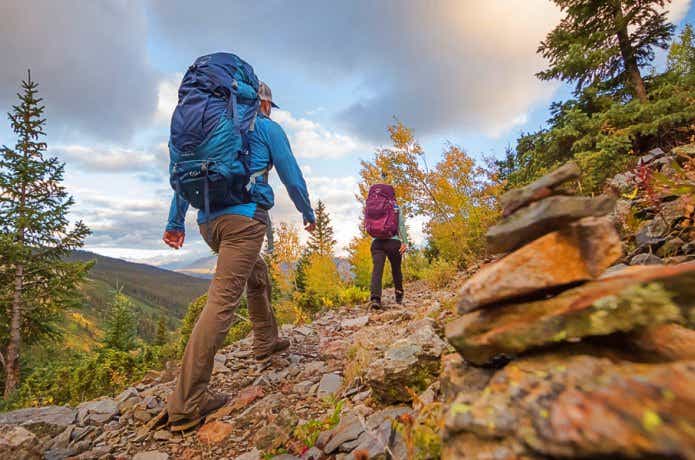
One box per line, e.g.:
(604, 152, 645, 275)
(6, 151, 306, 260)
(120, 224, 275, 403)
(365, 184, 399, 238)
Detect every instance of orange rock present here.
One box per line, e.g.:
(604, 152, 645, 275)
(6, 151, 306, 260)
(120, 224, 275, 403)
(448, 263, 695, 365)
(197, 420, 234, 444)
(206, 385, 264, 421)
(631, 323, 695, 361)
(458, 216, 621, 312)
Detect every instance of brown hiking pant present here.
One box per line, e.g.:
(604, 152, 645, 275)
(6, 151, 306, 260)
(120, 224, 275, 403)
(167, 214, 279, 422)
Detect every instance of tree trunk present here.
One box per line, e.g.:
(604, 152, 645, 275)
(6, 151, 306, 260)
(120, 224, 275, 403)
(4, 263, 23, 398)
(613, 1, 648, 102)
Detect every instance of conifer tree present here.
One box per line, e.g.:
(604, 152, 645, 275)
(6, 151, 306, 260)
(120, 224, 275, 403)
(0, 71, 90, 397)
(537, 0, 675, 101)
(667, 24, 695, 76)
(155, 315, 168, 346)
(306, 200, 336, 257)
(103, 291, 138, 352)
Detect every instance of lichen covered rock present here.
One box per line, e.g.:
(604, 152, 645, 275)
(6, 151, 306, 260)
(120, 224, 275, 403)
(366, 325, 446, 403)
(445, 354, 695, 459)
(447, 263, 695, 365)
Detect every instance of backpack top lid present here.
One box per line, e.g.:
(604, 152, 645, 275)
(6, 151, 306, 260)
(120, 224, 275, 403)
(170, 53, 260, 152)
(368, 183, 396, 200)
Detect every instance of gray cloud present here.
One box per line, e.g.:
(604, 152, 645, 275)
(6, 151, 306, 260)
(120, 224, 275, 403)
(0, 0, 159, 142)
(147, 0, 560, 141)
(148, 0, 691, 142)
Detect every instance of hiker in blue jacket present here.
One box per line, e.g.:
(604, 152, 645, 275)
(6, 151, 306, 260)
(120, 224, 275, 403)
(163, 81, 315, 431)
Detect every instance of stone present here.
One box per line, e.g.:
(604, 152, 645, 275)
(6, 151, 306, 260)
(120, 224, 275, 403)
(317, 412, 364, 453)
(630, 323, 695, 361)
(444, 354, 695, 459)
(0, 425, 41, 460)
(344, 416, 408, 460)
(340, 315, 369, 329)
(0, 405, 76, 438)
(48, 425, 74, 450)
(366, 325, 447, 403)
(317, 373, 343, 398)
(301, 446, 323, 460)
(458, 216, 621, 312)
(77, 397, 118, 425)
(446, 263, 695, 365)
(442, 432, 538, 460)
(207, 385, 264, 421)
(153, 429, 173, 441)
(630, 252, 663, 265)
(500, 161, 579, 217)
(657, 236, 685, 257)
(234, 449, 261, 460)
(635, 218, 670, 248)
(293, 380, 314, 394)
(134, 409, 152, 423)
(132, 451, 169, 460)
(638, 147, 666, 165)
(486, 194, 616, 253)
(254, 423, 289, 451)
(439, 353, 493, 403)
(197, 421, 234, 444)
(607, 171, 635, 194)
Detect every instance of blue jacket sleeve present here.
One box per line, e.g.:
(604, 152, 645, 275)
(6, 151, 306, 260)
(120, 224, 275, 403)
(266, 123, 315, 224)
(166, 192, 189, 232)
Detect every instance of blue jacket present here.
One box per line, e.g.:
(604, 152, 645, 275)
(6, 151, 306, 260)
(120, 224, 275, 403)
(166, 114, 315, 232)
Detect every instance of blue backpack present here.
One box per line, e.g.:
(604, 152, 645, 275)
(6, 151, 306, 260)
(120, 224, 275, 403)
(168, 53, 262, 217)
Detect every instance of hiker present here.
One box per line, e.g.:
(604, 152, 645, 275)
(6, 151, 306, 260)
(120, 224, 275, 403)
(364, 176, 408, 309)
(162, 53, 315, 431)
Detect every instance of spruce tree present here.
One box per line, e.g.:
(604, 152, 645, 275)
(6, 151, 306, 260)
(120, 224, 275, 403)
(0, 71, 90, 397)
(537, 0, 675, 101)
(306, 200, 336, 257)
(103, 291, 138, 352)
(155, 315, 168, 346)
(667, 24, 695, 76)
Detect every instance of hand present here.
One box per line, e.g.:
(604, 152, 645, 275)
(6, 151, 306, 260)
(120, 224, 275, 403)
(304, 222, 316, 234)
(163, 230, 185, 249)
(399, 243, 407, 254)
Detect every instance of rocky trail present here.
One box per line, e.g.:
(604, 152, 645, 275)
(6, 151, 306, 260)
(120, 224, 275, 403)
(1, 144, 695, 460)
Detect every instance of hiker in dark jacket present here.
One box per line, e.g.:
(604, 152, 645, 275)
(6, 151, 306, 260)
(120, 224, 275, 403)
(367, 177, 408, 309)
(162, 81, 315, 431)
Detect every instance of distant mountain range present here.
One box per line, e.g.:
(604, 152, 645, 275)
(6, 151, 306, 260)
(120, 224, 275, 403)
(68, 250, 210, 317)
(172, 254, 218, 279)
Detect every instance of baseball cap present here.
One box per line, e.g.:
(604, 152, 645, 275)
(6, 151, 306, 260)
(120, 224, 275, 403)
(258, 81, 279, 108)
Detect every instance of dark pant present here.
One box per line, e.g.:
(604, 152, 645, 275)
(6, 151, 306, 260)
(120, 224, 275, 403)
(370, 239, 403, 302)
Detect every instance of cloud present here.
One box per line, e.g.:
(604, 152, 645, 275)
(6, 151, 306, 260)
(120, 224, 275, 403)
(55, 144, 158, 173)
(156, 73, 183, 122)
(272, 110, 373, 159)
(148, 0, 691, 142)
(0, 0, 159, 141)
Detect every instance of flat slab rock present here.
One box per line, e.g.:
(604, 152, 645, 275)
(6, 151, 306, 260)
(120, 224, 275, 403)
(500, 161, 580, 217)
(486, 194, 616, 253)
(447, 263, 695, 365)
(458, 216, 621, 313)
(444, 354, 695, 459)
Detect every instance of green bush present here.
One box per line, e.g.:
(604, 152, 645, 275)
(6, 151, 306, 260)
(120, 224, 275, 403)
(338, 286, 370, 305)
(421, 258, 457, 289)
(178, 294, 250, 357)
(2, 345, 168, 409)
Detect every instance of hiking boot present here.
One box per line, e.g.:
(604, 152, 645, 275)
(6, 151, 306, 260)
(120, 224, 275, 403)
(369, 298, 382, 310)
(254, 337, 290, 361)
(169, 390, 229, 432)
(395, 290, 404, 304)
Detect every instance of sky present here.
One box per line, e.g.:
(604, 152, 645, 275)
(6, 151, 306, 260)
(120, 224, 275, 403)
(1, 0, 693, 267)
